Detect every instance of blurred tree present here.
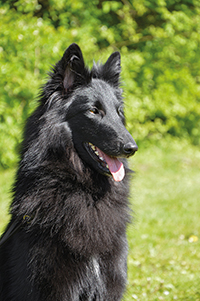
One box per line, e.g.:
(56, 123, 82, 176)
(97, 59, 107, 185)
(0, 0, 200, 168)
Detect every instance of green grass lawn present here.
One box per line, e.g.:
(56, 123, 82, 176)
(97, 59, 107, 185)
(126, 139, 200, 301)
(0, 139, 199, 300)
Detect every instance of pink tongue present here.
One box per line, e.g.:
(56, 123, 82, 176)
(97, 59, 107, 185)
(97, 148, 125, 182)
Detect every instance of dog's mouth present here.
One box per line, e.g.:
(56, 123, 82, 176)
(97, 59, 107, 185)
(84, 142, 125, 182)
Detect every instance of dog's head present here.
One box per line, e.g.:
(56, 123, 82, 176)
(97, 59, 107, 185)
(40, 44, 138, 182)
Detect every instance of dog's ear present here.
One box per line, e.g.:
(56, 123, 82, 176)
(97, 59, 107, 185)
(92, 52, 121, 87)
(102, 52, 121, 87)
(57, 43, 91, 92)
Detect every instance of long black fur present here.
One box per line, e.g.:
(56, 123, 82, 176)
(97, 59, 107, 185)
(0, 44, 137, 301)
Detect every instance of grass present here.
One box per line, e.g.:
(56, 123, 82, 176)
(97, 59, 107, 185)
(126, 139, 200, 301)
(0, 139, 199, 300)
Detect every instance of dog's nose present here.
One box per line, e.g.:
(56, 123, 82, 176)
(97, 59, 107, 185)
(123, 142, 138, 156)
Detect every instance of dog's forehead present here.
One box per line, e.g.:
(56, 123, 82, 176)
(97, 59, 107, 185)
(88, 78, 122, 105)
(68, 78, 123, 111)
(91, 78, 114, 91)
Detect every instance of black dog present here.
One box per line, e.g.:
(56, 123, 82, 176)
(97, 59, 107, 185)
(0, 44, 138, 301)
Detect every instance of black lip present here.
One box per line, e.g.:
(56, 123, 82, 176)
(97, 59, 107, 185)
(83, 142, 111, 175)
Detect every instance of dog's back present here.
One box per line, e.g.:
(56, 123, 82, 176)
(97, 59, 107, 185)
(0, 44, 137, 301)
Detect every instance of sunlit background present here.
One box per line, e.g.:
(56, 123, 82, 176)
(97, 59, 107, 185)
(0, 1, 200, 300)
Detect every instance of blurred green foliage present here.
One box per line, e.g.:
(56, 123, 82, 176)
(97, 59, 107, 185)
(0, 0, 200, 168)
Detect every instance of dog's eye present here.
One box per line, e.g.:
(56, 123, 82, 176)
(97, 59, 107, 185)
(117, 105, 124, 117)
(117, 105, 125, 124)
(90, 107, 99, 115)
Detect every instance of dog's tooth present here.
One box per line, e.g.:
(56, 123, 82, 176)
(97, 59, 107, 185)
(99, 156, 104, 161)
(89, 143, 96, 151)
